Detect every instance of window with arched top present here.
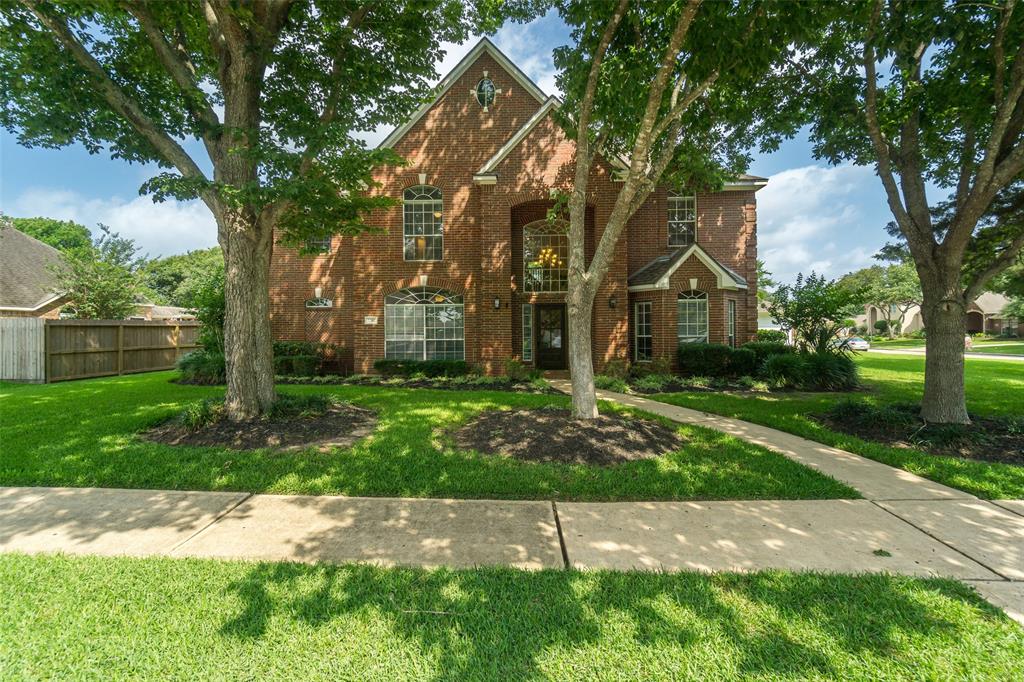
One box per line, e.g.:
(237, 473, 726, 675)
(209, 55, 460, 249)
(668, 191, 696, 246)
(677, 291, 708, 344)
(403, 185, 443, 261)
(523, 219, 568, 293)
(384, 286, 464, 360)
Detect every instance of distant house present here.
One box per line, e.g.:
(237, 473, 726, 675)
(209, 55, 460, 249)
(858, 292, 1021, 336)
(130, 302, 197, 321)
(0, 224, 70, 318)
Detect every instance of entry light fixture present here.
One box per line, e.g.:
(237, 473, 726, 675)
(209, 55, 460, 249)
(493, 297, 502, 309)
(608, 294, 618, 309)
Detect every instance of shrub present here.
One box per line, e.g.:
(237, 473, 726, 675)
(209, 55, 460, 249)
(727, 347, 757, 377)
(504, 359, 541, 382)
(632, 373, 672, 392)
(373, 359, 475, 378)
(177, 349, 226, 384)
(602, 359, 631, 380)
(737, 375, 770, 392)
(873, 319, 892, 333)
(680, 375, 712, 389)
(761, 353, 810, 388)
(181, 398, 223, 431)
(593, 374, 629, 392)
(267, 393, 335, 420)
(677, 343, 734, 377)
(755, 329, 787, 343)
(630, 357, 672, 377)
(803, 353, 858, 391)
(741, 341, 794, 373)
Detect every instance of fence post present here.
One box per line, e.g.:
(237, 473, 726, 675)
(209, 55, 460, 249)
(117, 324, 124, 375)
(44, 322, 52, 383)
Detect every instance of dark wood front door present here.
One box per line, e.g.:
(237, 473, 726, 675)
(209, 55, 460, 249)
(535, 304, 567, 370)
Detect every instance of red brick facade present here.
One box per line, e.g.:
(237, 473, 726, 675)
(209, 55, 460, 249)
(269, 40, 762, 374)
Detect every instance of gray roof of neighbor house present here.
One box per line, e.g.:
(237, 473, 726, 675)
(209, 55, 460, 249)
(0, 224, 67, 310)
(628, 245, 748, 289)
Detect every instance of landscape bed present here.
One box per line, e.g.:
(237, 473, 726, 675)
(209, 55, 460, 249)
(2, 554, 1021, 681)
(0, 371, 855, 501)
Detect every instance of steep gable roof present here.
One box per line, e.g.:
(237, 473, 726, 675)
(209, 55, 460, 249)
(378, 37, 547, 150)
(628, 244, 747, 291)
(0, 224, 67, 310)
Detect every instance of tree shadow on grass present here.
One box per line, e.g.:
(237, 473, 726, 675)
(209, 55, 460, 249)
(217, 562, 994, 680)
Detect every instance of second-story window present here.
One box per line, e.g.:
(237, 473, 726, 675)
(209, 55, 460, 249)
(523, 219, 568, 292)
(668, 192, 696, 247)
(403, 185, 443, 261)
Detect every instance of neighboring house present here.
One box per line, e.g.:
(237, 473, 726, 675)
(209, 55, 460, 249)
(0, 224, 70, 318)
(129, 301, 197, 321)
(857, 292, 1021, 336)
(269, 39, 765, 374)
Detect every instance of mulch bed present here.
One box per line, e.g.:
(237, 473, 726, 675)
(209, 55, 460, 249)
(451, 407, 684, 466)
(144, 404, 378, 452)
(813, 412, 1024, 465)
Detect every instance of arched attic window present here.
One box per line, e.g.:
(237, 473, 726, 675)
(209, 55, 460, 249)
(403, 185, 443, 261)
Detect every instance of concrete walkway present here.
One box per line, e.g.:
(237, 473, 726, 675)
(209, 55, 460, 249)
(869, 347, 1024, 361)
(2, 389, 1022, 622)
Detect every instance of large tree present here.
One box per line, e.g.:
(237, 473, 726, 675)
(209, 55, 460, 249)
(1, 1, 522, 419)
(796, 0, 1024, 423)
(142, 246, 224, 308)
(55, 225, 145, 319)
(552, 0, 816, 418)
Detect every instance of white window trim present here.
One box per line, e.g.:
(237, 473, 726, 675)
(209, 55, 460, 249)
(403, 186, 443, 262)
(668, 192, 697, 247)
(677, 291, 709, 345)
(727, 299, 736, 347)
(634, 301, 653, 362)
(522, 303, 533, 362)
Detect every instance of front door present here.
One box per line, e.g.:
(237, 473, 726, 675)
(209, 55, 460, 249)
(535, 304, 567, 370)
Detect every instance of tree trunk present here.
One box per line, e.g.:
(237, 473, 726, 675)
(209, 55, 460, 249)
(568, 286, 599, 419)
(920, 288, 970, 424)
(219, 210, 276, 421)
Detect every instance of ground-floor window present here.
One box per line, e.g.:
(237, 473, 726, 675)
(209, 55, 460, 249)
(727, 299, 736, 347)
(634, 301, 652, 361)
(677, 291, 708, 344)
(522, 303, 533, 361)
(384, 287, 464, 360)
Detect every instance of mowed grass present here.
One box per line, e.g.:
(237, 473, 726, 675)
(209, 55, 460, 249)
(3, 553, 1022, 681)
(0, 372, 854, 500)
(653, 354, 1024, 498)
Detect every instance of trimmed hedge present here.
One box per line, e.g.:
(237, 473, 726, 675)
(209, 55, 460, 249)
(373, 359, 475, 378)
(677, 343, 757, 378)
(273, 354, 319, 377)
(755, 329, 787, 343)
(741, 341, 794, 371)
(176, 349, 226, 385)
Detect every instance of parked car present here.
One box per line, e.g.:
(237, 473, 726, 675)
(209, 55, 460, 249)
(846, 336, 870, 351)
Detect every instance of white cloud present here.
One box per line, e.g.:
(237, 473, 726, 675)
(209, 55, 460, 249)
(7, 188, 217, 258)
(758, 164, 877, 283)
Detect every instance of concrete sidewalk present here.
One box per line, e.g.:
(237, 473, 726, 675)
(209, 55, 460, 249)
(3, 485, 1022, 625)
(869, 347, 1024, 361)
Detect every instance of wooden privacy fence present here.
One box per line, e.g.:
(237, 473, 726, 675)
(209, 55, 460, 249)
(0, 318, 200, 383)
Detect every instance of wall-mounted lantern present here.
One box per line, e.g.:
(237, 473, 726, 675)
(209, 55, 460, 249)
(493, 297, 502, 309)
(608, 294, 618, 309)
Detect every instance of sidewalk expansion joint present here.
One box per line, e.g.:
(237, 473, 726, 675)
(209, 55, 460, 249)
(167, 491, 253, 554)
(550, 501, 571, 570)
(868, 499, 1010, 580)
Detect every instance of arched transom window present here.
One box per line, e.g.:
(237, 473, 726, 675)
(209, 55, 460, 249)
(523, 219, 568, 293)
(403, 185, 443, 261)
(384, 287, 464, 360)
(677, 291, 708, 344)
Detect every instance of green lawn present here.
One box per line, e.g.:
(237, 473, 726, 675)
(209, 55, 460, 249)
(2, 553, 1021, 681)
(653, 354, 1024, 499)
(0, 371, 854, 501)
(967, 342, 1024, 356)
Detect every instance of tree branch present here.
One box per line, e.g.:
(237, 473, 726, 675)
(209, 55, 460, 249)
(21, 1, 212, 206)
(964, 226, 1024, 301)
(124, 2, 221, 138)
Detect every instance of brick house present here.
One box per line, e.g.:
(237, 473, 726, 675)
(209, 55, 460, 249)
(269, 39, 765, 374)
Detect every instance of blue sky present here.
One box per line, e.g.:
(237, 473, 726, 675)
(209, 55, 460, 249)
(0, 10, 894, 284)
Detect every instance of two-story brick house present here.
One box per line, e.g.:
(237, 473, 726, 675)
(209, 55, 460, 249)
(269, 38, 765, 374)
